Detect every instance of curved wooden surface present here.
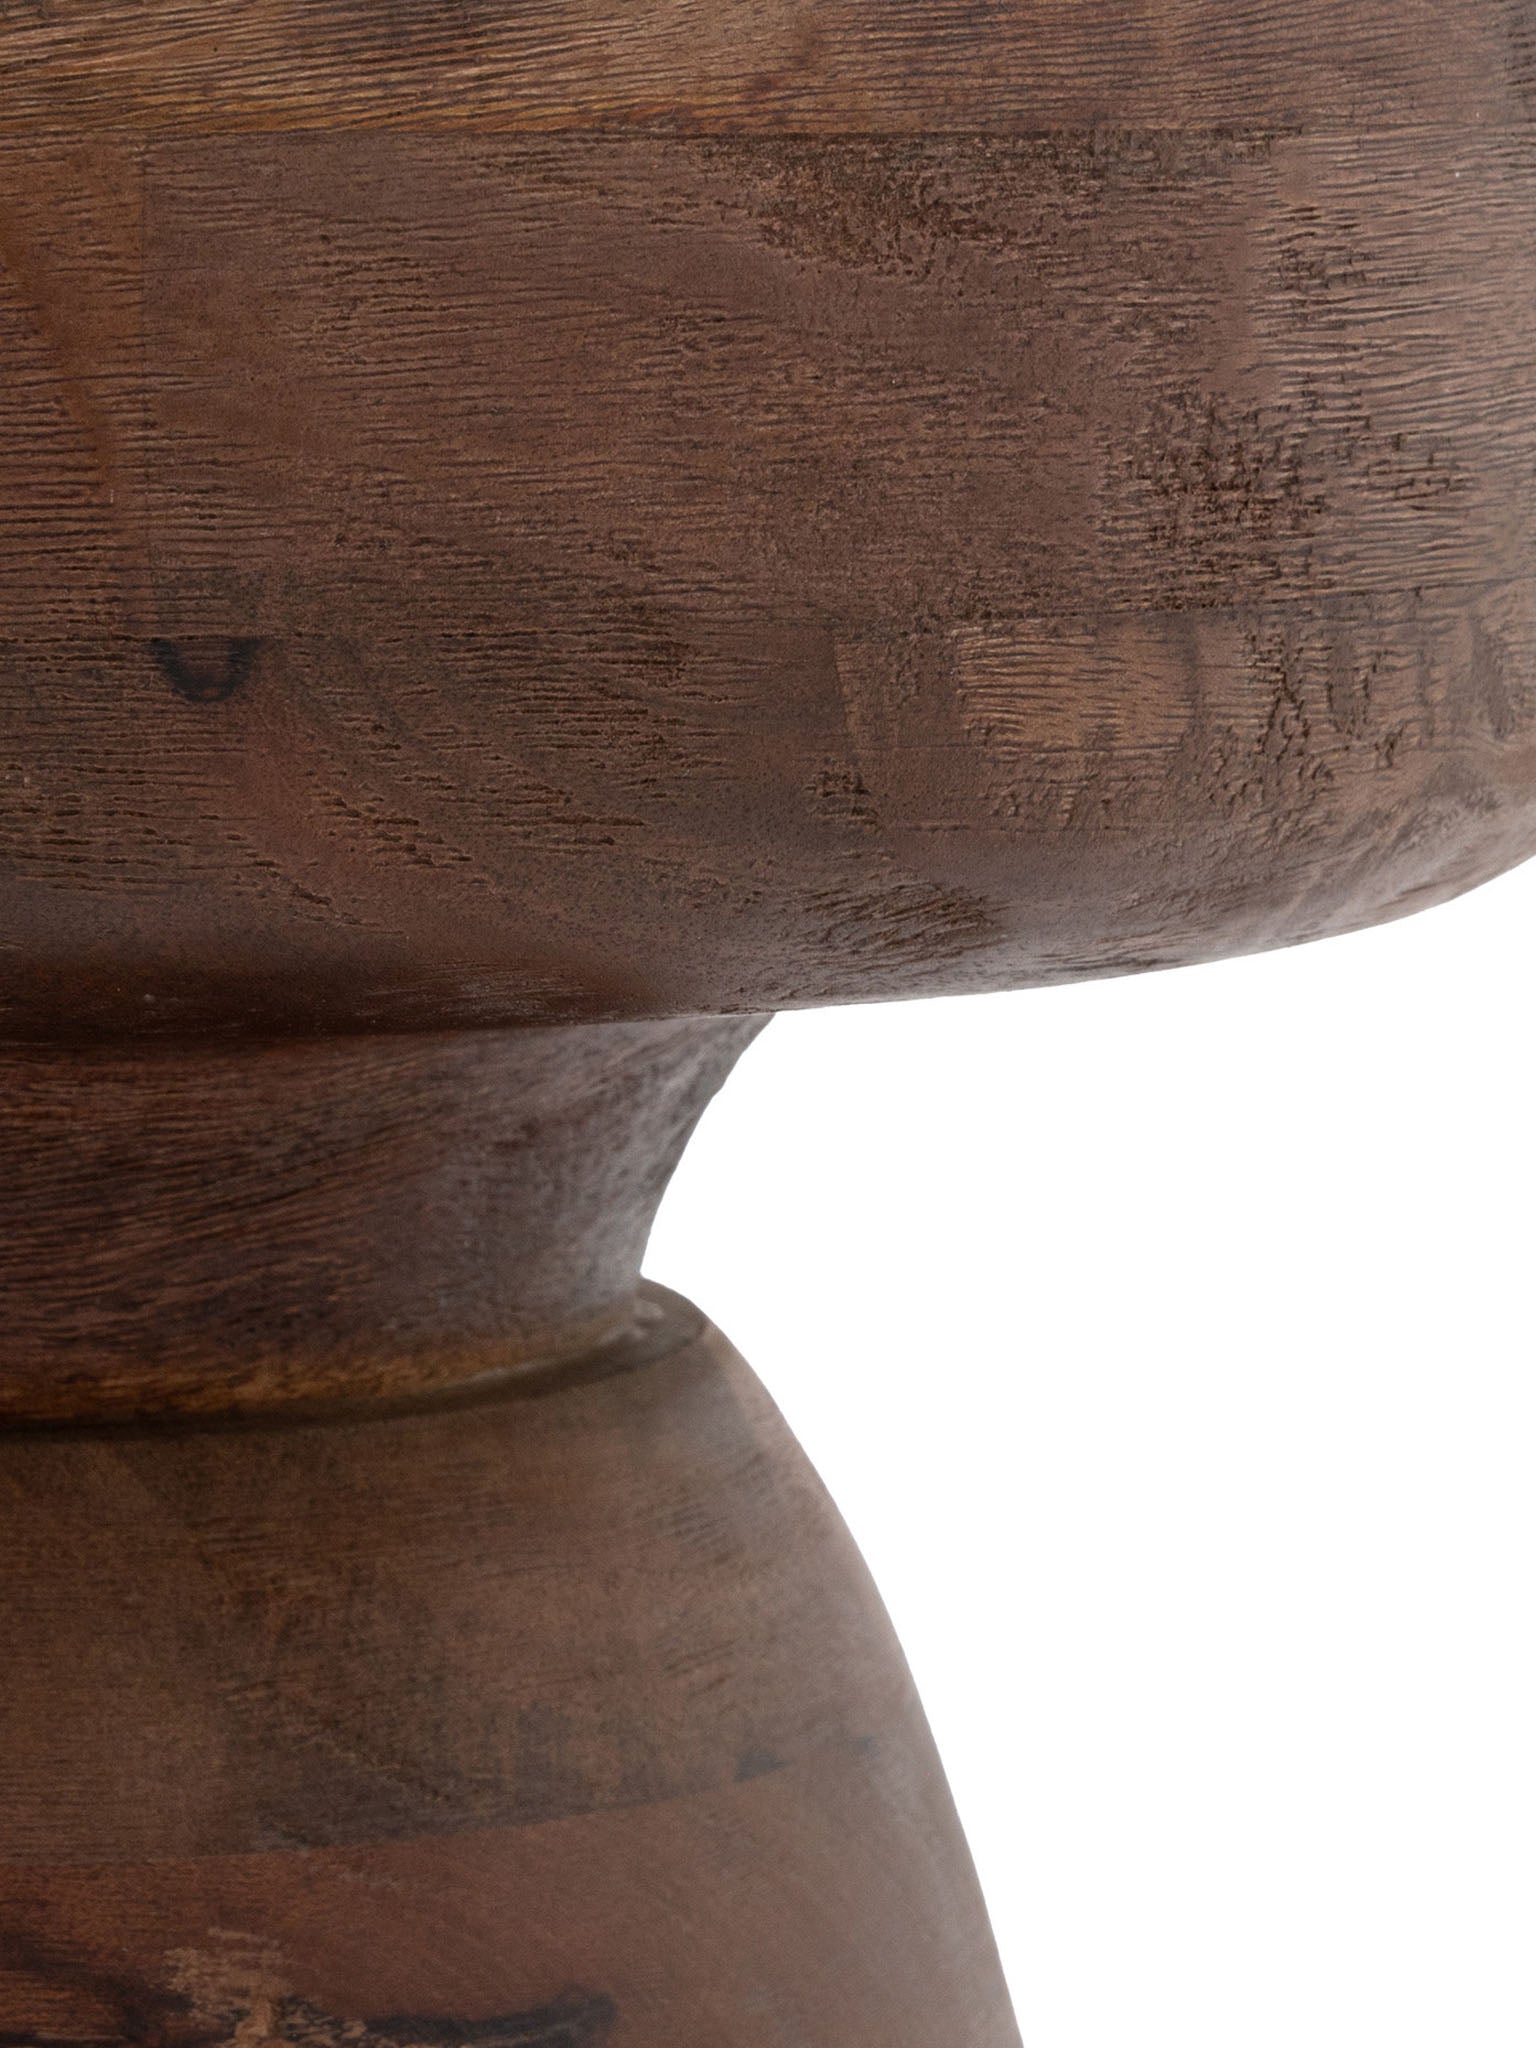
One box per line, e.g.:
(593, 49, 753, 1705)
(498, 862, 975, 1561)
(0, 1020, 1019, 2040)
(4, 4, 1534, 2039)
(2, 5, 1533, 1036)
(0, 1019, 762, 1421)
(0, 1301, 1018, 2047)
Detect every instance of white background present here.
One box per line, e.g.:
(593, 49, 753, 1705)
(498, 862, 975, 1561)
(650, 859, 1536, 2048)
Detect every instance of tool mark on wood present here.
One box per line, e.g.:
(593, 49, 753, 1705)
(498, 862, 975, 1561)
(0, 1988, 617, 2048)
(149, 636, 263, 704)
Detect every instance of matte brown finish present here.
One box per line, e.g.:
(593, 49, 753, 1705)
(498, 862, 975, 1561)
(0, 1299, 1016, 2045)
(0, 1023, 1017, 2041)
(0, 1020, 762, 1421)
(4, 0, 1534, 2039)
(1, 76, 1533, 1038)
(0, 0, 1531, 132)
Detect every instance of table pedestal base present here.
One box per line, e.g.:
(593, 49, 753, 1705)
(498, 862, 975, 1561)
(0, 1024, 1019, 2044)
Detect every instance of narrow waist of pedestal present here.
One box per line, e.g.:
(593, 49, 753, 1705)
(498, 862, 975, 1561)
(0, 1016, 761, 1423)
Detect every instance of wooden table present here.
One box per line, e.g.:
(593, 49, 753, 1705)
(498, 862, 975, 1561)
(2, 3, 1533, 2039)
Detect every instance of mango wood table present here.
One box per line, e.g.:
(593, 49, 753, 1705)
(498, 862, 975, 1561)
(3, 4, 1534, 2043)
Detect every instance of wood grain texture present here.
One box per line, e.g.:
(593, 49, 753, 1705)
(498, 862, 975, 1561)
(4, 7, 1535, 2036)
(0, 1019, 762, 1420)
(2, 113, 1534, 1034)
(0, 1312, 1019, 2047)
(0, 0, 1533, 132)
